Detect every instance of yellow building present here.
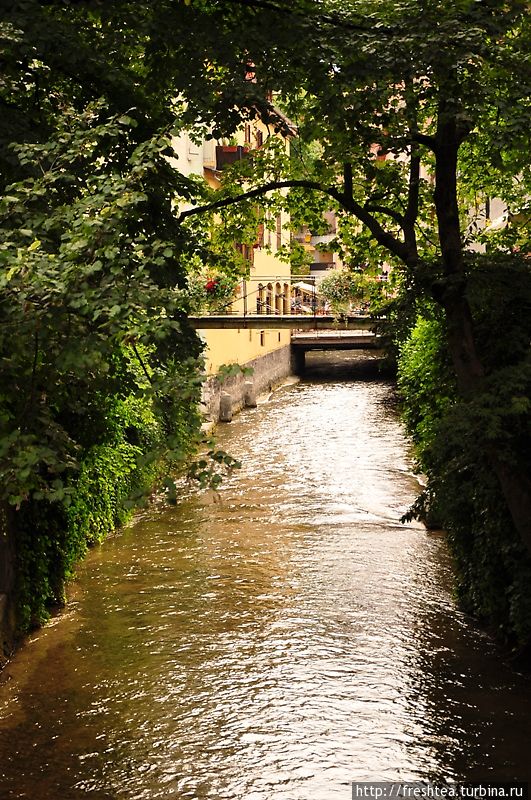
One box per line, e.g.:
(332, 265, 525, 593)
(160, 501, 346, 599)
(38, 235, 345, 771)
(171, 112, 296, 420)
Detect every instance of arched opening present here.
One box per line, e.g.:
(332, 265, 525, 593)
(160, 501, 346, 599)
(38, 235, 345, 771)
(256, 283, 264, 314)
(266, 283, 273, 314)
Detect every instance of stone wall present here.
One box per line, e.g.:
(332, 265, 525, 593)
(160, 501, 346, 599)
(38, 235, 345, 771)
(201, 344, 293, 422)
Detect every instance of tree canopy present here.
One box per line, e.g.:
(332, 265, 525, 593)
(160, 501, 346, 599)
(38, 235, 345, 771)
(174, 0, 531, 558)
(1, 0, 531, 640)
(0, 0, 236, 507)
(0, 0, 250, 629)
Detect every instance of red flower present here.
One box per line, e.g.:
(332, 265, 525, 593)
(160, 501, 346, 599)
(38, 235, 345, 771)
(205, 279, 219, 293)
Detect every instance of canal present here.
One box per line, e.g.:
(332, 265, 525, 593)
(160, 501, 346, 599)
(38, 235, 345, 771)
(1, 352, 530, 799)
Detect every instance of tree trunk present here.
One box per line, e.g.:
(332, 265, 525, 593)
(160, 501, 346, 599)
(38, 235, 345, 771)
(434, 115, 531, 558)
(0, 503, 16, 597)
(0, 502, 17, 660)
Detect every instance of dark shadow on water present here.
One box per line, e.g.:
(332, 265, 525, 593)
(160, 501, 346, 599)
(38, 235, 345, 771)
(300, 349, 396, 382)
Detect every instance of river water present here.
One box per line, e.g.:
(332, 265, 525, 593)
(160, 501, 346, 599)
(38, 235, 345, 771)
(1, 352, 530, 800)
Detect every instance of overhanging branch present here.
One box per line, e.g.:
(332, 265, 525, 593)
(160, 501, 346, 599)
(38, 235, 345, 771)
(178, 178, 411, 264)
(413, 132, 437, 151)
(364, 203, 404, 226)
(177, 179, 333, 221)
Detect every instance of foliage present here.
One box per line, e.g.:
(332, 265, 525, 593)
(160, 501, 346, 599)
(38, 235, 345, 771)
(178, 136, 294, 277)
(186, 439, 242, 492)
(0, 115, 202, 502)
(13, 386, 184, 630)
(397, 253, 531, 648)
(397, 314, 455, 452)
(187, 267, 241, 314)
(216, 363, 254, 385)
(286, 239, 314, 276)
(319, 268, 382, 316)
(187, 0, 529, 259)
(0, 0, 250, 633)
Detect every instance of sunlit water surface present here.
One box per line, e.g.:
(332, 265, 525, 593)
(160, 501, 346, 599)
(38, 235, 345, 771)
(1, 353, 530, 799)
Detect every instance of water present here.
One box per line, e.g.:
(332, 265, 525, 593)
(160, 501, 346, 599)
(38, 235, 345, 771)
(1, 352, 530, 799)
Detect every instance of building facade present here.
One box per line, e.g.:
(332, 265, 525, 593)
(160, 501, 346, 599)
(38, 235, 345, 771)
(171, 114, 296, 420)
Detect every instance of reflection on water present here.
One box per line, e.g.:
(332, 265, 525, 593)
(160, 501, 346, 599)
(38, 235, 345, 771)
(1, 352, 530, 799)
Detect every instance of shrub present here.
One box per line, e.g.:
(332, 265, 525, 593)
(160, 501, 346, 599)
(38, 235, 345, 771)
(396, 258, 531, 651)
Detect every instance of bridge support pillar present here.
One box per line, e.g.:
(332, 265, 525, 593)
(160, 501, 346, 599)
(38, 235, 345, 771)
(243, 381, 257, 408)
(291, 348, 305, 375)
(219, 392, 233, 422)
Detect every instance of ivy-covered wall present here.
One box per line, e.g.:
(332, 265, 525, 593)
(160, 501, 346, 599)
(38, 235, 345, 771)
(3, 370, 203, 652)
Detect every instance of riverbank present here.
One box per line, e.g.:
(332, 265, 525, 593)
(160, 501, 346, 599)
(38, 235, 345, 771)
(0, 373, 203, 663)
(0, 341, 300, 668)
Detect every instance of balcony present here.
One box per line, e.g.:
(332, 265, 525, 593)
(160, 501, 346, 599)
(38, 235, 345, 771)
(215, 145, 249, 170)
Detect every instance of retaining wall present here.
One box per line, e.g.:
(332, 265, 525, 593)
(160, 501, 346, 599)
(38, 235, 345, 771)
(201, 344, 293, 422)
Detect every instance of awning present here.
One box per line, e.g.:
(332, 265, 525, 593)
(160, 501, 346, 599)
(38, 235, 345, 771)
(293, 281, 318, 293)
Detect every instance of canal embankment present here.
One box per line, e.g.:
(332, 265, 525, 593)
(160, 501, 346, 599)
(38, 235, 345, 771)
(201, 342, 293, 422)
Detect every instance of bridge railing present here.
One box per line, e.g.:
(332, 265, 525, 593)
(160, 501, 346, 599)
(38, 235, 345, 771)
(189, 274, 386, 331)
(236, 274, 319, 319)
(207, 274, 373, 320)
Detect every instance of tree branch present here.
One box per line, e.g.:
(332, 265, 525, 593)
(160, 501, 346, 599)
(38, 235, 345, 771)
(412, 132, 437, 151)
(404, 152, 420, 225)
(402, 149, 421, 257)
(340, 194, 411, 263)
(343, 162, 353, 204)
(178, 178, 412, 265)
(363, 203, 404, 226)
(132, 343, 153, 386)
(177, 179, 330, 221)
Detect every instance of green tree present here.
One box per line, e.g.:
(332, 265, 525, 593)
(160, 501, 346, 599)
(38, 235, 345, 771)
(398, 256, 531, 647)
(0, 3, 208, 506)
(0, 0, 243, 631)
(176, 0, 531, 559)
(319, 268, 378, 316)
